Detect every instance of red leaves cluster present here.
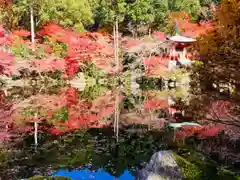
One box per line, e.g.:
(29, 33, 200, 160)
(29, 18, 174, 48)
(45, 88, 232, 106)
(64, 57, 79, 78)
(144, 99, 168, 110)
(10, 88, 124, 136)
(175, 124, 223, 139)
(66, 87, 78, 107)
(39, 23, 121, 75)
(0, 0, 12, 8)
(33, 58, 65, 73)
(144, 56, 169, 76)
(0, 25, 12, 45)
(0, 51, 15, 76)
(169, 11, 212, 37)
(38, 23, 66, 37)
(152, 31, 167, 40)
(0, 25, 17, 76)
(12, 29, 31, 37)
(208, 100, 232, 119)
(121, 38, 143, 48)
(39, 24, 100, 61)
(180, 20, 213, 37)
(66, 107, 99, 130)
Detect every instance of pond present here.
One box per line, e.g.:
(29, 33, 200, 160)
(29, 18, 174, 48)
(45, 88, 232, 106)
(0, 75, 239, 180)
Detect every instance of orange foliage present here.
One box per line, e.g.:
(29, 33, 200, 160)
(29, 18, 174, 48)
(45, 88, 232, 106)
(33, 58, 66, 73)
(208, 100, 232, 119)
(12, 29, 30, 37)
(39, 23, 120, 75)
(144, 99, 168, 110)
(90, 91, 125, 119)
(10, 88, 125, 135)
(175, 124, 223, 139)
(0, 0, 12, 8)
(169, 11, 212, 37)
(144, 56, 169, 76)
(169, 11, 191, 22)
(179, 20, 212, 37)
(152, 31, 167, 40)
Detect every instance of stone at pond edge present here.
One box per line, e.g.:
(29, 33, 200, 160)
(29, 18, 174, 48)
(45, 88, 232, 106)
(135, 150, 185, 180)
(174, 154, 201, 180)
(27, 176, 71, 180)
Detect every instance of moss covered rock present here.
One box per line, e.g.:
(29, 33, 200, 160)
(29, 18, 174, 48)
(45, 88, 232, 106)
(174, 154, 202, 180)
(174, 154, 240, 180)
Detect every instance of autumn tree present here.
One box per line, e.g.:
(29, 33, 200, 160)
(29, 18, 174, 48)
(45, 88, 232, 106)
(184, 0, 240, 137)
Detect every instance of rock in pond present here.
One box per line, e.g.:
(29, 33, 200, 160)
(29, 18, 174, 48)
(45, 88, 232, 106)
(135, 150, 185, 180)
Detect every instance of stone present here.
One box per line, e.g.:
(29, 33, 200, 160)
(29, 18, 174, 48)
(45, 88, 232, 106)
(135, 150, 185, 180)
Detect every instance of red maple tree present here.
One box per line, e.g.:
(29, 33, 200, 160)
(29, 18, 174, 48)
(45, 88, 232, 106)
(144, 56, 169, 77)
(175, 124, 223, 139)
(144, 99, 169, 110)
(169, 11, 212, 37)
(39, 23, 121, 76)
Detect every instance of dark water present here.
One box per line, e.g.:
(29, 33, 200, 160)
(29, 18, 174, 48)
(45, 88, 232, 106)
(0, 78, 239, 180)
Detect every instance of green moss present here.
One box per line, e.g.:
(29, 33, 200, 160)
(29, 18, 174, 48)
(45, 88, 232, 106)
(28, 175, 71, 180)
(174, 154, 202, 180)
(174, 153, 240, 180)
(0, 149, 10, 170)
(217, 169, 240, 180)
(50, 107, 69, 123)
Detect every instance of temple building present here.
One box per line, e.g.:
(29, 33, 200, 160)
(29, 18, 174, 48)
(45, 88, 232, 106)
(167, 29, 196, 70)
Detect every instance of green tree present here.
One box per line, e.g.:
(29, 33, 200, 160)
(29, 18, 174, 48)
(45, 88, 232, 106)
(39, 0, 93, 31)
(91, 0, 127, 27)
(174, 0, 201, 21)
(126, 0, 155, 37)
(0, 0, 94, 31)
(150, 0, 169, 31)
(0, 0, 42, 30)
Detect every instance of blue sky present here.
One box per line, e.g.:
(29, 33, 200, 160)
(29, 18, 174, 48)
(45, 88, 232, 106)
(52, 168, 134, 180)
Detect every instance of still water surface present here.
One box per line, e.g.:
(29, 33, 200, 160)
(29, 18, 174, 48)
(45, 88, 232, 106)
(0, 78, 239, 180)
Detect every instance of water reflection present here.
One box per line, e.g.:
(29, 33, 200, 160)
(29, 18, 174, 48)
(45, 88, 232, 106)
(0, 75, 239, 179)
(53, 169, 134, 180)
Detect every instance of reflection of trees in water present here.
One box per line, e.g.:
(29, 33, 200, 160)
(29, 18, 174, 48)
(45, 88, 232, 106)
(171, 74, 240, 173)
(179, 65, 240, 137)
(2, 128, 239, 179)
(182, 0, 240, 139)
(1, 128, 172, 179)
(1, 77, 239, 178)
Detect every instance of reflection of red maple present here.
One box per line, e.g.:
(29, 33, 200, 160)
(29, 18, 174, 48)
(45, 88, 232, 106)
(144, 99, 168, 110)
(90, 91, 125, 119)
(64, 57, 79, 78)
(9, 88, 125, 136)
(66, 88, 78, 107)
(175, 124, 223, 139)
(33, 58, 65, 73)
(0, 51, 15, 76)
(208, 100, 232, 119)
(144, 56, 169, 76)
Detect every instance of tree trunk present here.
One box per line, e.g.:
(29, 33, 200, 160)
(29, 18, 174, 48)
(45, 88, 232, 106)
(30, 7, 35, 51)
